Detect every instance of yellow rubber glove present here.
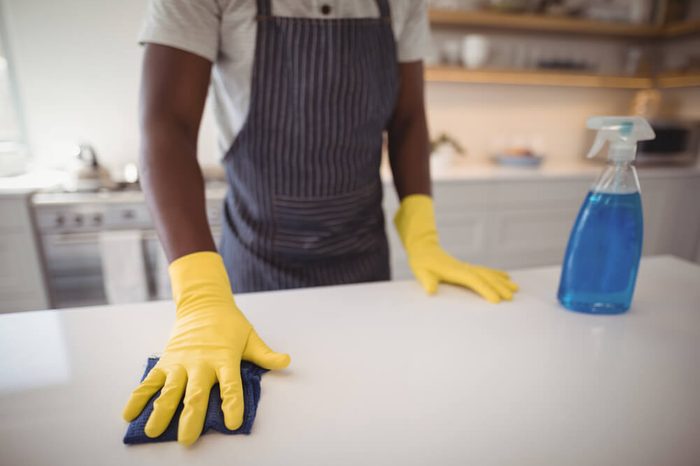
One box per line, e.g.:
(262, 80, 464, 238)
(122, 251, 290, 446)
(394, 194, 519, 303)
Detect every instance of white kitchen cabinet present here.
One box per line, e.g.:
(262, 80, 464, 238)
(641, 174, 700, 259)
(384, 176, 593, 278)
(486, 178, 591, 270)
(384, 170, 700, 280)
(0, 192, 49, 312)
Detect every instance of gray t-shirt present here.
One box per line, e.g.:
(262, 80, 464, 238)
(139, 0, 430, 157)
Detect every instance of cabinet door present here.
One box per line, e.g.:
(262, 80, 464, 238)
(435, 211, 490, 263)
(488, 179, 590, 269)
(0, 196, 49, 313)
(383, 182, 492, 279)
(0, 232, 45, 308)
(666, 177, 700, 261)
(642, 176, 700, 260)
(488, 207, 579, 269)
(641, 178, 671, 256)
(383, 173, 700, 278)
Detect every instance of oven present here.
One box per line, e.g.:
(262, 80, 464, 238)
(32, 188, 226, 309)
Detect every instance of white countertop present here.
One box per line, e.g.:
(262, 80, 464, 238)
(1, 256, 699, 466)
(25, 162, 700, 205)
(0, 169, 69, 196)
(381, 160, 700, 182)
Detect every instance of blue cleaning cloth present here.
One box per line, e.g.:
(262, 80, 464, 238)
(124, 357, 268, 444)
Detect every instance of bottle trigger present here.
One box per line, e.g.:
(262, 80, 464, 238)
(586, 133, 606, 159)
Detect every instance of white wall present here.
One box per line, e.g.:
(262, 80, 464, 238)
(660, 88, 700, 121)
(3, 0, 217, 176)
(2, 0, 695, 175)
(426, 83, 634, 162)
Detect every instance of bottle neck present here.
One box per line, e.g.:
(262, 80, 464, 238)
(607, 159, 634, 170)
(593, 160, 640, 194)
(608, 143, 637, 162)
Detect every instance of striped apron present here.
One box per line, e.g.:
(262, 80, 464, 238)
(220, 0, 399, 293)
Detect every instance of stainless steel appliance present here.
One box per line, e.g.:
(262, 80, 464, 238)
(31, 186, 226, 309)
(637, 119, 700, 166)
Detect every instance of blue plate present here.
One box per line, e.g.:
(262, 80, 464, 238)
(492, 154, 544, 167)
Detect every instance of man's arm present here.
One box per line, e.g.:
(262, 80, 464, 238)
(387, 61, 431, 200)
(124, 44, 291, 446)
(387, 61, 518, 302)
(139, 43, 216, 262)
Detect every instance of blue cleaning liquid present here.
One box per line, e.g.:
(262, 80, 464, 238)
(558, 191, 643, 314)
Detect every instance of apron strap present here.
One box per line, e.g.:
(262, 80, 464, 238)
(256, 0, 272, 18)
(375, 0, 391, 20)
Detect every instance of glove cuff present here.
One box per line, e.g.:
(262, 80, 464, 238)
(168, 251, 235, 314)
(393, 194, 439, 252)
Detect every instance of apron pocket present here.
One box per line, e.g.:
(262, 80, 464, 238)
(272, 182, 384, 262)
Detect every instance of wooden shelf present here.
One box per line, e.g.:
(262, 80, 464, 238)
(662, 19, 700, 37)
(425, 67, 653, 89)
(428, 9, 660, 38)
(429, 9, 700, 39)
(427, 10, 700, 90)
(656, 72, 700, 88)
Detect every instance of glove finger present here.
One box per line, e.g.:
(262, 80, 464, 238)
(144, 366, 187, 438)
(441, 262, 501, 303)
(500, 277, 519, 293)
(177, 367, 216, 446)
(122, 367, 166, 421)
(242, 329, 291, 370)
(216, 364, 244, 430)
(478, 273, 514, 301)
(472, 267, 519, 294)
(472, 265, 511, 280)
(413, 267, 439, 295)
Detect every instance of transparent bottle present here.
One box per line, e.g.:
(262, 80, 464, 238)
(558, 117, 655, 314)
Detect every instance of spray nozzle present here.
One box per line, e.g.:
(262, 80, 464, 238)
(586, 116, 655, 162)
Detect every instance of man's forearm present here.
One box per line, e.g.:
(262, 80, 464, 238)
(387, 61, 432, 200)
(139, 44, 216, 263)
(388, 114, 431, 200)
(140, 120, 216, 262)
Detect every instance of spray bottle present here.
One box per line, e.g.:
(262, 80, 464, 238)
(558, 116, 655, 314)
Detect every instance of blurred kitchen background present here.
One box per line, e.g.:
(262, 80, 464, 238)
(0, 0, 699, 312)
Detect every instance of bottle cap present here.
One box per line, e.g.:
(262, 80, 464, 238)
(586, 116, 655, 162)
